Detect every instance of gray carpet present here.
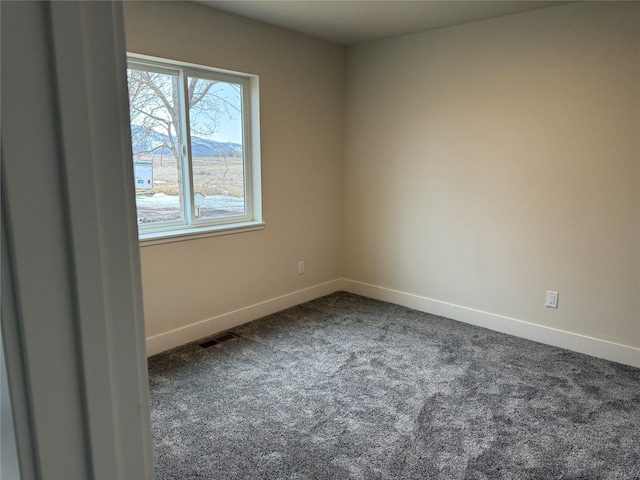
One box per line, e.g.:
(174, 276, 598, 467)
(148, 292, 640, 479)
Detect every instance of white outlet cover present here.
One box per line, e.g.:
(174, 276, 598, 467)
(545, 291, 559, 308)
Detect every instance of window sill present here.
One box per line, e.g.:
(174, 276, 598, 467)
(139, 221, 266, 247)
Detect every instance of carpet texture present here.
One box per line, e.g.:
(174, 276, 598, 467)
(148, 292, 640, 479)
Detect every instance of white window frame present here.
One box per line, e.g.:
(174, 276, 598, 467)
(127, 53, 263, 246)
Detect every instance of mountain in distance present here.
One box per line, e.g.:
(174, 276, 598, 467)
(130, 125, 242, 158)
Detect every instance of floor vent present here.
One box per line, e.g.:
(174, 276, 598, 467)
(199, 333, 239, 349)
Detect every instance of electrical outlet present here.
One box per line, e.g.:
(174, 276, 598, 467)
(298, 261, 305, 275)
(545, 290, 559, 309)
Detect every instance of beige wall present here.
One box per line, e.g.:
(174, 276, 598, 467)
(124, 2, 345, 342)
(125, 1, 639, 359)
(344, 2, 640, 348)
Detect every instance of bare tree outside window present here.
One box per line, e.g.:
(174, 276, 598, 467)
(127, 65, 245, 226)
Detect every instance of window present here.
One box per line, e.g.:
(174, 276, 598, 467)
(127, 54, 262, 243)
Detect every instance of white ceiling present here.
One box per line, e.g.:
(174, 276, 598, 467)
(196, 1, 573, 45)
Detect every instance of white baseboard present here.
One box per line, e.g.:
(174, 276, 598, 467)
(145, 279, 342, 356)
(341, 279, 640, 368)
(145, 277, 639, 368)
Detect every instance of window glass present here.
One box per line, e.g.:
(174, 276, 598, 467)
(128, 68, 184, 225)
(126, 55, 260, 241)
(188, 77, 246, 220)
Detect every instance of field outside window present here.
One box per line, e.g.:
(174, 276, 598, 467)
(127, 55, 261, 241)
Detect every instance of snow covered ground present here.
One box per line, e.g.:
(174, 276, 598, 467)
(136, 192, 244, 223)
